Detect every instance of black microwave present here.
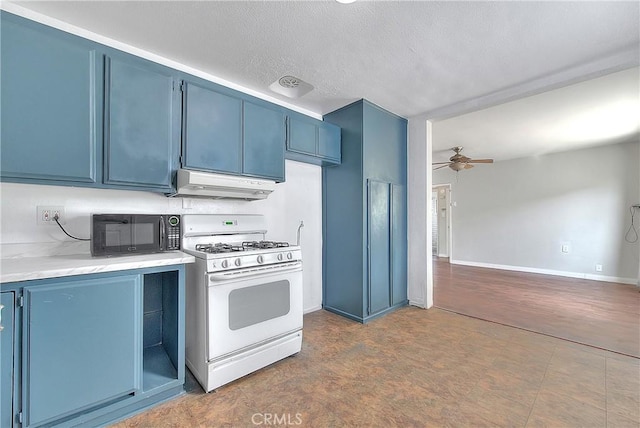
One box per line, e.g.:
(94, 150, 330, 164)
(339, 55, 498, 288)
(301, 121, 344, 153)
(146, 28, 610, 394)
(91, 214, 181, 257)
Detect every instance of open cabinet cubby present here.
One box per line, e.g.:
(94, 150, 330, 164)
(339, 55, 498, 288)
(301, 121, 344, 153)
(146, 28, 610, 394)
(142, 271, 183, 392)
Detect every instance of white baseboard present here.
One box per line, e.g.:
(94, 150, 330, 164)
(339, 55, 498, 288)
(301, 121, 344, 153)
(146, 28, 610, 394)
(449, 259, 637, 285)
(303, 305, 323, 314)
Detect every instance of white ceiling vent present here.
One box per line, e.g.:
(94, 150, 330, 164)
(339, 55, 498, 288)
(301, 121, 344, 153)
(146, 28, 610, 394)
(269, 75, 314, 99)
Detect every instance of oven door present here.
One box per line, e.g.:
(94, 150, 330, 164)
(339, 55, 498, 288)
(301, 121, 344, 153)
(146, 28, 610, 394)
(206, 262, 303, 361)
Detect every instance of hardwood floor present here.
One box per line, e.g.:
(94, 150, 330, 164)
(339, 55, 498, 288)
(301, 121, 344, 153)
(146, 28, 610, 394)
(113, 308, 640, 427)
(433, 258, 640, 358)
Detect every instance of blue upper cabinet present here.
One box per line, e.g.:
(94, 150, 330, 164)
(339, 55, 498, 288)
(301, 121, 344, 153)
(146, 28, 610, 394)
(104, 54, 180, 192)
(181, 81, 242, 175)
(181, 82, 285, 182)
(318, 122, 342, 162)
(0, 12, 101, 185)
(243, 102, 285, 181)
(2, 12, 321, 188)
(285, 113, 341, 166)
(287, 115, 317, 155)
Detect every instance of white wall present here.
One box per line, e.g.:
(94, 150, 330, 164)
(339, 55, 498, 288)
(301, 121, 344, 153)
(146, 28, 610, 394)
(433, 140, 640, 283)
(407, 116, 432, 308)
(0, 160, 323, 313)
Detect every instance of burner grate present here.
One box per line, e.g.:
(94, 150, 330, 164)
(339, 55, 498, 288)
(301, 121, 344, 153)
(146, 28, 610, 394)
(193, 240, 290, 254)
(243, 241, 290, 250)
(195, 243, 245, 254)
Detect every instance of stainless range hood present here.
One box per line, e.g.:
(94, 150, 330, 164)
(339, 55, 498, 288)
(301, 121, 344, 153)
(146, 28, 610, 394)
(172, 169, 276, 200)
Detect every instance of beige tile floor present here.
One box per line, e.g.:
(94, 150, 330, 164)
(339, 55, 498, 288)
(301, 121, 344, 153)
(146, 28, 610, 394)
(113, 307, 640, 427)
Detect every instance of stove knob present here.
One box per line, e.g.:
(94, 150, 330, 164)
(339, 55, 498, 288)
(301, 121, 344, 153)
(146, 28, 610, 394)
(287, 252, 293, 260)
(257, 255, 264, 264)
(221, 260, 229, 268)
(235, 258, 242, 267)
(277, 253, 283, 261)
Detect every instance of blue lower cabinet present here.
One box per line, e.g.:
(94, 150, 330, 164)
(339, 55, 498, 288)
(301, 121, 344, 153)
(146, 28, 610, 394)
(104, 54, 180, 192)
(4, 264, 186, 427)
(243, 102, 285, 182)
(0, 12, 101, 185)
(141, 271, 184, 392)
(23, 275, 142, 427)
(1, 292, 15, 428)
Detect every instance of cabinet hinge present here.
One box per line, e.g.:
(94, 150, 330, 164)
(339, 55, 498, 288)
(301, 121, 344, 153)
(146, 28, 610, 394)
(17, 295, 24, 308)
(174, 81, 185, 93)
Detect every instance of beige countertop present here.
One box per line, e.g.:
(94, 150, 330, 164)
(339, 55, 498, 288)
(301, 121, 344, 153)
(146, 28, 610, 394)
(0, 251, 195, 284)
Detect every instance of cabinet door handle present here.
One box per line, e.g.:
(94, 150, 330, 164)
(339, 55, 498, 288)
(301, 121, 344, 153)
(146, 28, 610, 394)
(0, 303, 4, 332)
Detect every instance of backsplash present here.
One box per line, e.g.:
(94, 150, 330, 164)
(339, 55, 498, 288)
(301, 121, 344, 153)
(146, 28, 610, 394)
(0, 160, 323, 312)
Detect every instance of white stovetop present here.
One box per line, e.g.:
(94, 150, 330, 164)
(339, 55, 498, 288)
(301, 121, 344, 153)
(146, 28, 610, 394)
(0, 251, 195, 284)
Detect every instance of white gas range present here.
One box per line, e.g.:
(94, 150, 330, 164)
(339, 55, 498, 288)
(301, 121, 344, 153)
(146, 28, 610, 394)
(181, 214, 303, 392)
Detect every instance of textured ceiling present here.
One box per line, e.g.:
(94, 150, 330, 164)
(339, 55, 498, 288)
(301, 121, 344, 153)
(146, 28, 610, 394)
(432, 67, 640, 163)
(8, 1, 640, 119)
(5, 1, 640, 162)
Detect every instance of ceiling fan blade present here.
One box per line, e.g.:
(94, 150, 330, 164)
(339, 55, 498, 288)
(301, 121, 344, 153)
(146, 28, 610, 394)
(468, 159, 494, 163)
(432, 161, 452, 165)
(450, 154, 470, 162)
(464, 163, 474, 169)
(433, 164, 449, 170)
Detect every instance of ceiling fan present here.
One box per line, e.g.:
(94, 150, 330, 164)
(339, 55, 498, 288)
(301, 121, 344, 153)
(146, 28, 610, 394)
(433, 146, 494, 171)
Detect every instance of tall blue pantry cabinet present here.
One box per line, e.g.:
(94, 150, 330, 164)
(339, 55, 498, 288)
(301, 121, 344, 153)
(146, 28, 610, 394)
(322, 100, 408, 323)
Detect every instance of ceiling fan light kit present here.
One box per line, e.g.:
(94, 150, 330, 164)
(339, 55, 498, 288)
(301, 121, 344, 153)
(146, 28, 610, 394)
(433, 146, 494, 172)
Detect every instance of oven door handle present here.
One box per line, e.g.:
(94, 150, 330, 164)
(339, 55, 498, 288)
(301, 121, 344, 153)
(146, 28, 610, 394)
(208, 261, 302, 282)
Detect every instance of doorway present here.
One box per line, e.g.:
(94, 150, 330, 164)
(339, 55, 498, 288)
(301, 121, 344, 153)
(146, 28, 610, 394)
(431, 185, 451, 259)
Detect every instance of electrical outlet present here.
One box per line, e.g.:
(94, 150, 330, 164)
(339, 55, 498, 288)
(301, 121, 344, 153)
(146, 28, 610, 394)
(595, 264, 603, 272)
(561, 244, 570, 253)
(37, 206, 65, 225)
